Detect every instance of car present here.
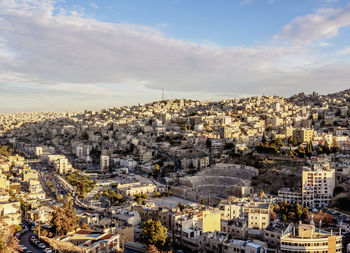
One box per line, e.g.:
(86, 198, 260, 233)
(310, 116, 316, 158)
(39, 243, 46, 249)
(44, 248, 52, 253)
(20, 246, 27, 251)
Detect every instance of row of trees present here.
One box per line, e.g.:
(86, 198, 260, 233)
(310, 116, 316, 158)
(100, 188, 124, 205)
(271, 202, 308, 222)
(271, 202, 334, 226)
(135, 193, 149, 205)
(257, 133, 341, 157)
(256, 135, 283, 154)
(153, 190, 172, 198)
(65, 172, 96, 197)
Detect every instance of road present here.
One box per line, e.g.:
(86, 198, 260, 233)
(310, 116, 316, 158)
(19, 230, 42, 253)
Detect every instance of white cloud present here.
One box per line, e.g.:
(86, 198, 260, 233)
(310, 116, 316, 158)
(319, 41, 331, 47)
(337, 46, 350, 56)
(89, 2, 98, 9)
(277, 3, 350, 43)
(0, 0, 349, 112)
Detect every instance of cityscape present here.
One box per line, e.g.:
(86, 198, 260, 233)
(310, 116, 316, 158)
(1, 0, 350, 253)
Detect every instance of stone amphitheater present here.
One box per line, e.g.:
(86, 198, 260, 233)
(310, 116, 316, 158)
(172, 163, 259, 202)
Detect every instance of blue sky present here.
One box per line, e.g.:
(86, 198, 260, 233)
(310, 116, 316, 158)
(0, 0, 350, 112)
(62, 0, 344, 46)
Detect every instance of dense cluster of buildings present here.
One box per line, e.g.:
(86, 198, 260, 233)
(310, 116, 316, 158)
(0, 90, 350, 252)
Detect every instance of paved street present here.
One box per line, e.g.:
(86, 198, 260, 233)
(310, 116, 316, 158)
(19, 231, 42, 253)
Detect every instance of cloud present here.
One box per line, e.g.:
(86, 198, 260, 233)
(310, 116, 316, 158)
(337, 46, 350, 56)
(0, 0, 349, 112)
(319, 41, 331, 47)
(89, 2, 98, 9)
(277, 3, 350, 43)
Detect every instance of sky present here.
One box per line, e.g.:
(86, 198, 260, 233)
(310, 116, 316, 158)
(0, 0, 350, 112)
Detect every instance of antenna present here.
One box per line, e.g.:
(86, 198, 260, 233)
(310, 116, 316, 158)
(162, 88, 165, 101)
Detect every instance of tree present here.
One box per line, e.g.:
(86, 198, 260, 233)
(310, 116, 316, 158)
(281, 214, 287, 222)
(50, 200, 79, 236)
(206, 138, 212, 148)
(262, 132, 267, 144)
(288, 136, 298, 147)
(324, 141, 330, 154)
(141, 219, 168, 251)
(331, 139, 339, 153)
(270, 204, 277, 221)
(295, 203, 303, 220)
(259, 190, 264, 198)
(153, 164, 161, 178)
(57, 195, 63, 202)
(177, 202, 184, 211)
(146, 245, 160, 253)
(297, 145, 306, 158)
(306, 141, 313, 157)
(80, 223, 90, 230)
(0, 219, 18, 252)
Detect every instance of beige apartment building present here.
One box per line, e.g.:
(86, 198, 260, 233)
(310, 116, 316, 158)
(278, 166, 335, 208)
(45, 154, 73, 174)
(302, 166, 335, 208)
(218, 200, 270, 230)
(293, 129, 314, 143)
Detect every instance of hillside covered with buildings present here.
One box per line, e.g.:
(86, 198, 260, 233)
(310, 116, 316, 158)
(0, 89, 350, 252)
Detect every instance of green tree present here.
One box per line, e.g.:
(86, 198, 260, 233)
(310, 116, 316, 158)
(178, 202, 184, 211)
(141, 219, 168, 251)
(259, 190, 265, 198)
(288, 136, 298, 146)
(153, 164, 161, 178)
(297, 145, 306, 158)
(206, 138, 212, 148)
(281, 214, 287, 222)
(324, 141, 330, 154)
(306, 141, 313, 157)
(262, 132, 267, 144)
(57, 195, 63, 202)
(331, 139, 339, 153)
(295, 203, 303, 220)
